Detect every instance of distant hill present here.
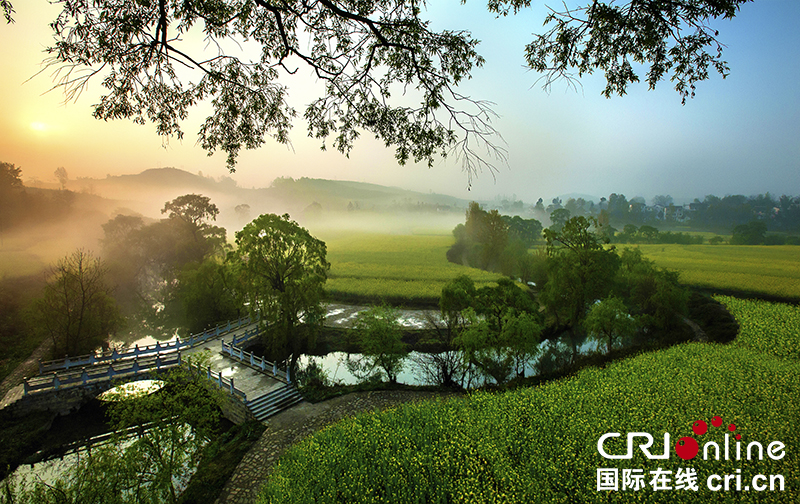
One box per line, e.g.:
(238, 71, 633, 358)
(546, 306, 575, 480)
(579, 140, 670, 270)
(68, 168, 476, 232)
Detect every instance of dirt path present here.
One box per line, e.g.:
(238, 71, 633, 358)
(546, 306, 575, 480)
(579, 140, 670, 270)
(0, 337, 52, 408)
(215, 390, 461, 504)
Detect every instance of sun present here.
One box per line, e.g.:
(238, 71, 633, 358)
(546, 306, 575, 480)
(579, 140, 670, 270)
(30, 121, 48, 131)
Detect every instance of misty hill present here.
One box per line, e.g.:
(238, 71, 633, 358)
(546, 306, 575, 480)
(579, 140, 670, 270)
(72, 168, 472, 219)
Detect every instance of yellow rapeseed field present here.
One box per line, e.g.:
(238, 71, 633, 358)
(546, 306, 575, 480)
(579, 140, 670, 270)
(259, 297, 800, 503)
(624, 244, 800, 300)
(322, 232, 502, 304)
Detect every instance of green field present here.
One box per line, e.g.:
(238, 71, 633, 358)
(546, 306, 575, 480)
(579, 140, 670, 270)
(322, 232, 503, 305)
(717, 295, 800, 361)
(626, 244, 800, 300)
(259, 297, 800, 502)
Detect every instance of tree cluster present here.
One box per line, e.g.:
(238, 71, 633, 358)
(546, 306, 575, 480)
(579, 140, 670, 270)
(611, 225, 705, 245)
(442, 214, 689, 376)
(30, 250, 124, 357)
(100, 194, 230, 331)
(0, 162, 77, 234)
(538, 219, 689, 361)
(689, 193, 800, 233)
(446, 202, 543, 281)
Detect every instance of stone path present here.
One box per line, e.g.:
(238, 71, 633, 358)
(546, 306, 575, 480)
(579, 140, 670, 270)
(215, 389, 461, 504)
(0, 337, 53, 409)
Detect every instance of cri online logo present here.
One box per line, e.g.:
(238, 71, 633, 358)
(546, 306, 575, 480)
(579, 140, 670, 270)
(598, 415, 785, 461)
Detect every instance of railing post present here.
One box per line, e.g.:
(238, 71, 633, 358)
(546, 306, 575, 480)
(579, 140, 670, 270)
(156, 356, 162, 370)
(53, 373, 60, 390)
(272, 362, 277, 376)
(81, 368, 88, 386)
(132, 359, 140, 374)
(23, 379, 29, 396)
(229, 378, 234, 395)
(38, 360, 43, 375)
(65, 357, 71, 370)
(286, 366, 291, 384)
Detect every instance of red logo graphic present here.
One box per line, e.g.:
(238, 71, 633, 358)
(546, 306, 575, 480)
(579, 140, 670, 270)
(675, 415, 741, 460)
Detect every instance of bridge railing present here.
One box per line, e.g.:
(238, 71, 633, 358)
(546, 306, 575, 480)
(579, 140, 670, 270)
(185, 361, 247, 401)
(180, 315, 253, 350)
(221, 338, 290, 383)
(24, 353, 182, 396)
(38, 315, 252, 374)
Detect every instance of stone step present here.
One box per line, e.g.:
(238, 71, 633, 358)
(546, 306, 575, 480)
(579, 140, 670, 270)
(247, 385, 304, 421)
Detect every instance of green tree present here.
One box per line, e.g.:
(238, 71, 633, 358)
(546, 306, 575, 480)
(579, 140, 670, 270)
(455, 279, 542, 384)
(730, 220, 768, 245)
(549, 208, 571, 232)
(540, 216, 619, 360)
(456, 307, 541, 385)
(448, 202, 508, 271)
(614, 248, 688, 333)
(3, 1, 747, 176)
(440, 275, 477, 332)
(347, 305, 408, 383)
(176, 258, 241, 334)
(100, 196, 227, 324)
(0, 161, 22, 191)
(584, 295, 639, 353)
(161, 194, 220, 242)
(413, 275, 476, 388)
(31, 249, 124, 357)
(638, 225, 660, 243)
(0, 161, 24, 236)
(231, 214, 329, 377)
(54, 166, 68, 190)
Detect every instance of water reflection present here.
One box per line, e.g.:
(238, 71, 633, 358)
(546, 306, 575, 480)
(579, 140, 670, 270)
(299, 339, 603, 388)
(98, 379, 165, 401)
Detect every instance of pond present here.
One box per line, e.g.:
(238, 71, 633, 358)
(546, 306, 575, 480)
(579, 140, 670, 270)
(112, 302, 443, 350)
(4, 419, 204, 498)
(298, 338, 603, 388)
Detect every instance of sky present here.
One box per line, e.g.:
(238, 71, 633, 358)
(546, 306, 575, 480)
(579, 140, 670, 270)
(1, 0, 798, 204)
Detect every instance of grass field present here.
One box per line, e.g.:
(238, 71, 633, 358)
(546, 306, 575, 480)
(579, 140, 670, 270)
(321, 232, 503, 305)
(259, 297, 800, 502)
(625, 244, 800, 300)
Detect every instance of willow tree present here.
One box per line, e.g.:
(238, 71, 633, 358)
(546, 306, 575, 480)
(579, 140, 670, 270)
(32, 249, 124, 357)
(2, 1, 749, 181)
(231, 214, 329, 376)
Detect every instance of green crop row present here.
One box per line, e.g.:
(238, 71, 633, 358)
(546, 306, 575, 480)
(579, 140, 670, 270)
(258, 298, 800, 502)
(626, 244, 800, 300)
